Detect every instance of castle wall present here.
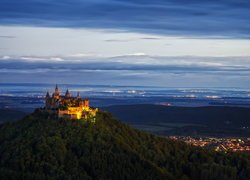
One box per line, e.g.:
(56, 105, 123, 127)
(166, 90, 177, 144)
(45, 86, 97, 120)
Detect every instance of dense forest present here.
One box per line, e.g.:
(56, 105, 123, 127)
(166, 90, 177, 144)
(0, 109, 249, 179)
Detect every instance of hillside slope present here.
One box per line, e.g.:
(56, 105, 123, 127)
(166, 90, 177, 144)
(0, 110, 249, 179)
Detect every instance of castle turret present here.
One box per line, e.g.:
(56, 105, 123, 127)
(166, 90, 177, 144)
(46, 91, 50, 98)
(77, 92, 81, 99)
(65, 89, 71, 98)
(84, 98, 89, 107)
(45, 91, 51, 108)
(44, 85, 97, 120)
(52, 84, 60, 99)
(54, 84, 60, 95)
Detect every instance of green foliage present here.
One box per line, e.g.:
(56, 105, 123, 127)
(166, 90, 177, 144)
(0, 110, 249, 180)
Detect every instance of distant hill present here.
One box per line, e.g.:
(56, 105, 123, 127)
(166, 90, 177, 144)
(103, 105, 250, 137)
(0, 110, 249, 179)
(0, 109, 27, 124)
(103, 104, 250, 127)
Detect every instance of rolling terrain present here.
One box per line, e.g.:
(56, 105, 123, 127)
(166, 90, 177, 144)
(0, 110, 249, 179)
(0, 109, 27, 124)
(103, 105, 250, 137)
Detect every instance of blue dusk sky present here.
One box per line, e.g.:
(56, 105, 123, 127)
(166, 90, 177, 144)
(0, 0, 250, 87)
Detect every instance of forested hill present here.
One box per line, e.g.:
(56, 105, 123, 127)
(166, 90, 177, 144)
(0, 110, 249, 180)
(103, 104, 250, 128)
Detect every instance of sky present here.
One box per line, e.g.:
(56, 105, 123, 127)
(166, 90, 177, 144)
(0, 0, 250, 87)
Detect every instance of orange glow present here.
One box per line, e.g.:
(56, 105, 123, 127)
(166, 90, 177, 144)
(46, 85, 98, 120)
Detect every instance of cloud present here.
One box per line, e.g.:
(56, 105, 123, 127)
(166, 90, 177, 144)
(124, 53, 148, 56)
(20, 56, 64, 61)
(0, 0, 250, 38)
(140, 37, 162, 40)
(1, 55, 250, 87)
(104, 37, 162, 42)
(104, 39, 132, 42)
(1, 55, 11, 60)
(1, 55, 250, 74)
(0, 35, 16, 38)
(68, 53, 92, 58)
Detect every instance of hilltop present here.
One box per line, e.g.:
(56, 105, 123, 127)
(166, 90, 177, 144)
(0, 110, 249, 179)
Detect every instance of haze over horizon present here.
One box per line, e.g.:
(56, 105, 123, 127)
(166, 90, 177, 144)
(0, 0, 250, 87)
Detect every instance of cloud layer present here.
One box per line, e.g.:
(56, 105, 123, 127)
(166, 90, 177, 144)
(0, 1, 249, 87)
(0, 0, 250, 38)
(1, 55, 250, 87)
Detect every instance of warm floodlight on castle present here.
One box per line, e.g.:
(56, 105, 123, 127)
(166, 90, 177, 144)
(44, 85, 98, 121)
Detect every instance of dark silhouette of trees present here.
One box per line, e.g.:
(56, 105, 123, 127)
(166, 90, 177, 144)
(0, 110, 249, 179)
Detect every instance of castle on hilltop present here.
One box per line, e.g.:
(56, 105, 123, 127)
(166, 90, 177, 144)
(45, 85, 98, 120)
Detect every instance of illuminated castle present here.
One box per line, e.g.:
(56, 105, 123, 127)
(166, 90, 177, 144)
(45, 85, 97, 120)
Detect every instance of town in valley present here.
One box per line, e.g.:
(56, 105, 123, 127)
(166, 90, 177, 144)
(170, 136, 250, 153)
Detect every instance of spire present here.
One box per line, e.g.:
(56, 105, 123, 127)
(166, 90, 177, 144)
(55, 84, 58, 91)
(46, 91, 50, 98)
(77, 92, 80, 98)
(65, 89, 71, 97)
(54, 84, 60, 96)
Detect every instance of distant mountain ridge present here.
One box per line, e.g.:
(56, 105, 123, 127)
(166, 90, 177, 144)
(0, 109, 249, 179)
(103, 104, 250, 137)
(103, 104, 250, 126)
(0, 109, 27, 124)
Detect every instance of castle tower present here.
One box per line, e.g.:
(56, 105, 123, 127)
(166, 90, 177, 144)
(65, 89, 71, 98)
(77, 92, 81, 99)
(44, 85, 97, 120)
(45, 91, 50, 108)
(46, 91, 50, 98)
(52, 84, 60, 99)
(54, 84, 60, 95)
(84, 98, 89, 107)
